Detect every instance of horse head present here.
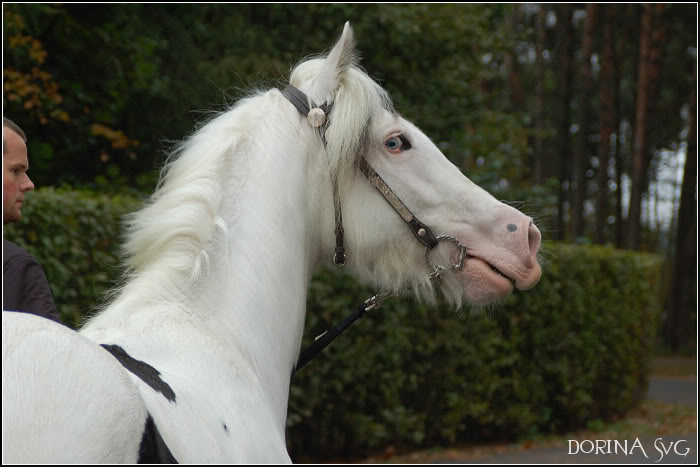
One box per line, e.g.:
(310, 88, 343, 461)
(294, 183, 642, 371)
(290, 23, 542, 306)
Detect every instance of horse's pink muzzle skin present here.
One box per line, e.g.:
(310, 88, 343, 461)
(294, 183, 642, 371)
(451, 204, 542, 305)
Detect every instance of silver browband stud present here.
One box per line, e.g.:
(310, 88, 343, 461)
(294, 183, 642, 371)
(307, 108, 326, 128)
(417, 228, 427, 237)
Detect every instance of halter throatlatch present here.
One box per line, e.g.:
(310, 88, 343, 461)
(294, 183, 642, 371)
(281, 85, 468, 373)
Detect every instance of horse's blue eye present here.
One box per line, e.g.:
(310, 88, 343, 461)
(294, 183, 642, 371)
(385, 136, 403, 151)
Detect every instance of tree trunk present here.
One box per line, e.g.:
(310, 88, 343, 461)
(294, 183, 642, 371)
(504, 4, 524, 110)
(572, 4, 598, 240)
(596, 5, 615, 244)
(616, 3, 641, 249)
(555, 4, 575, 241)
(627, 3, 667, 250)
(668, 154, 681, 257)
(614, 121, 624, 248)
(534, 3, 546, 184)
(653, 163, 661, 246)
(645, 188, 651, 248)
(664, 65, 697, 351)
(614, 4, 627, 248)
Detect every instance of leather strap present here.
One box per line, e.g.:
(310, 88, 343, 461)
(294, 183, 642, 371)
(357, 159, 438, 249)
(281, 85, 344, 265)
(332, 177, 346, 266)
(294, 304, 367, 372)
(281, 86, 332, 126)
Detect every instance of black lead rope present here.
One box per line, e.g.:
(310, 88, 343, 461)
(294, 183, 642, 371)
(293, 304, 367, 374)
(293, 291, 394, 374)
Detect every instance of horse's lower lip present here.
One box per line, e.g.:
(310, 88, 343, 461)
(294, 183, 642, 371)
(456, 257, 514, 303)
(467, 256, 514, 283)
(477, 259, 514, 287)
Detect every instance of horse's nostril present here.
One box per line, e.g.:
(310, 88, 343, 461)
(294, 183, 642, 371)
(507, 224, 518, 232)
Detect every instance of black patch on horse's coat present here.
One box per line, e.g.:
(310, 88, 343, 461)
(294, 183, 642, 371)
(101, 344, 177, 403)
(222, 422, 229, 434)
(138, 413, 178, 464)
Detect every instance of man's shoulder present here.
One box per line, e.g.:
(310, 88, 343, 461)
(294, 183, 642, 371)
(3, 239, 35, 268)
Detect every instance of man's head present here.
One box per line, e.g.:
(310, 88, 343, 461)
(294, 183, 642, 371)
(3, 117, 34, 224)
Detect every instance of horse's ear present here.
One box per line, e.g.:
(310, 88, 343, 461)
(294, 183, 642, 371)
(313, 22, 359, 102)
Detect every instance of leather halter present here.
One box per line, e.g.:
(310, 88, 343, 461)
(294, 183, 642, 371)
(282, 84, 469, 374)
(281, 85, 438, 266)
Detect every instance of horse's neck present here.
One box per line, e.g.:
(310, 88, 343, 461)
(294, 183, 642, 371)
(83, 111, 332, 426)
(195, 140, 324, 417)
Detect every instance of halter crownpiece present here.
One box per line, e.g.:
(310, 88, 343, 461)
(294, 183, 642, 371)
(281, 86, 331, 131)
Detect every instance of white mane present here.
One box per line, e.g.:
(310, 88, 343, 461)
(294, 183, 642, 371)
(119, 97, 257, 293)
(97, 50, 396, 318)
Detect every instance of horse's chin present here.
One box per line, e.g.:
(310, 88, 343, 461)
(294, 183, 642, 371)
(457, 257, 515, 305)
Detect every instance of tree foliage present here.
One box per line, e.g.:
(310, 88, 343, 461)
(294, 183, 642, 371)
(3, 4, 535, 198)
(3, 3, 695, 359)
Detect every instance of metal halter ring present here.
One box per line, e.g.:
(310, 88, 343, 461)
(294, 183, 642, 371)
(425, 235, 468, 276)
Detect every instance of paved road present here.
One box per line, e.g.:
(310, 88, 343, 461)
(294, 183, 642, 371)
(433, 435, 696, 464)
(648, 377, 697, 406)
(432, 377, 697, 465)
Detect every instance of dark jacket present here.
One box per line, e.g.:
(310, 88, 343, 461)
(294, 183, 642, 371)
(3, 239, 61, 323)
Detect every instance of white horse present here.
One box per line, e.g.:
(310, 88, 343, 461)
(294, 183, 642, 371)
(2, 23, 541, 463)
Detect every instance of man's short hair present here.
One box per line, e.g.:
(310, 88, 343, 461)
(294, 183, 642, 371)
(3, 117, 27, 153)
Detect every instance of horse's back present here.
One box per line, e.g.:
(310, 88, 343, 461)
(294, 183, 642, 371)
(2, 312, 148, 463)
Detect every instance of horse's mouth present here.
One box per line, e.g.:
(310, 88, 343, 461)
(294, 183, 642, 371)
(455, 251, 515, 285)
(464, 254, 542, 293)
(472, 257, 515, 286)
(485, 261, 514, 284)
(454, 256, 515, 304)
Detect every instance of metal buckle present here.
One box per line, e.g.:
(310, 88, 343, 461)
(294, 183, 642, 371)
(364, 291, 395, 312)
(361, 236, 467, 313)
(425, 235, 468, 283)
(334, 248, 346, 267)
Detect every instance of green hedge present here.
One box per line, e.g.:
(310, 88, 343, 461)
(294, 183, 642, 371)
(4, 188, 664, 459)
(4, 187, 142, 327)
(288, 245, 664, 460)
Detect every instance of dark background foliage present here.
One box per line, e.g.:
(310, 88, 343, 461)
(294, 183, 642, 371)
(2, 2, 695, 458)
(4, 190, 664, 460)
